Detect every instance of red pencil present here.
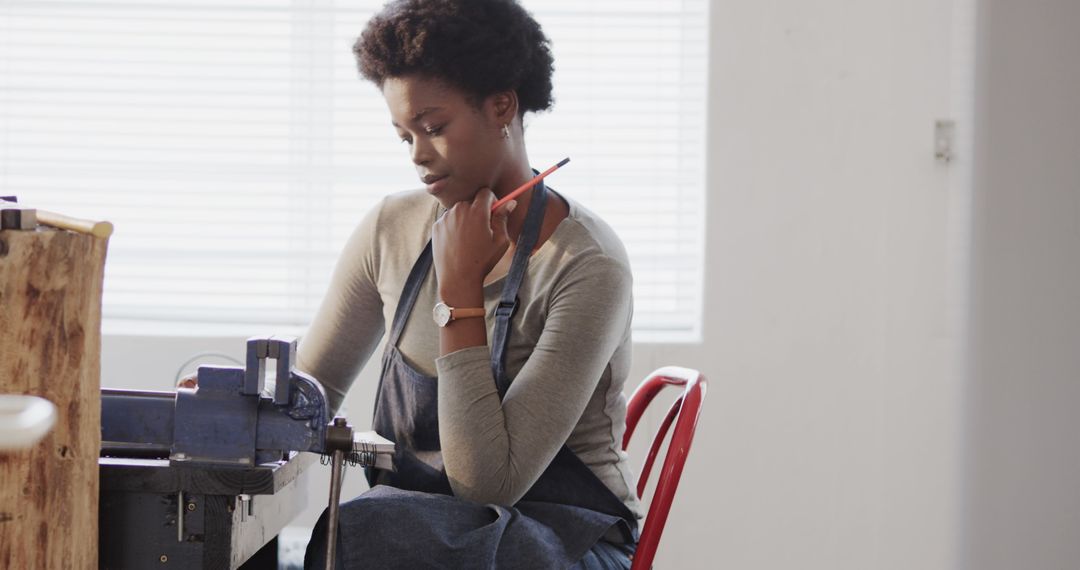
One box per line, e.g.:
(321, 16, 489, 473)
(491, 157, 570, 212)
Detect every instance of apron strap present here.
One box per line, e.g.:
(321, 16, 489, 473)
(491, 175, 549, 397)
(386, 242, 433, 348)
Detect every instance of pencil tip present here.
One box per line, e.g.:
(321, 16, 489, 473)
(557, 157, 570, 167)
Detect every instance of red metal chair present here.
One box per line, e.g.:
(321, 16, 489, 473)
(622, 366, 707, 570)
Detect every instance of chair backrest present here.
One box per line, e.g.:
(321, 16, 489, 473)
(622, 366, 707, 570)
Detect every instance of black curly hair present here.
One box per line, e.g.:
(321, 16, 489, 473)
(353, 0, 555, 118)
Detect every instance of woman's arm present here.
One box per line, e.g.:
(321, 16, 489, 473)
(431, 189, 513, 356)
(436, 254, 633, 506)
(296, 200, 387, 415)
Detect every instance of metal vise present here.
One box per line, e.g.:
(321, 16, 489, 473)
(99, 336, 353, 568)
(102, 335, 331, 466)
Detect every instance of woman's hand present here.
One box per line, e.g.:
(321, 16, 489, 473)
(431, 188, 516, 305)
(176, 373, 197, 389)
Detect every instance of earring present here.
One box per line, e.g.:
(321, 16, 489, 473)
(502, 124, 511, 139)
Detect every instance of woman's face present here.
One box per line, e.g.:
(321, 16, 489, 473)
(382, 74, 511, 208)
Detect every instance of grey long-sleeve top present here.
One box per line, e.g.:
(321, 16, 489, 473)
(296, 188, 643, 519)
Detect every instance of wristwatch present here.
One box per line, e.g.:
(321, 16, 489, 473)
(432, 302, 486, 327)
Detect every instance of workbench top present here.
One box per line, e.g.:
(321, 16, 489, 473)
(100, 451, 316, 495)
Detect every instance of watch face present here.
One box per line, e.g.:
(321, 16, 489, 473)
(433, 302, 452, 327)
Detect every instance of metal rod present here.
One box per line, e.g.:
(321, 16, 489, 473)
(326, 449, 345, 570)
(177, 490, 184, 542)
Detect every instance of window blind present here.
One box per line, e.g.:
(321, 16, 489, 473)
(0, 0, 707, 342)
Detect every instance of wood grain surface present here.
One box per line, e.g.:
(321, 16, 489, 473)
(0, 227, 108, 569)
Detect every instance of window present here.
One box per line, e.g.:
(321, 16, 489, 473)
(0, 0, 707, 341)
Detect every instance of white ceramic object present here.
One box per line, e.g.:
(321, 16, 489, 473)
(0, 395, 58, 450)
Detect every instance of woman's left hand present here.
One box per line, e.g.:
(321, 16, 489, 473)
(432, 188, 517, 305)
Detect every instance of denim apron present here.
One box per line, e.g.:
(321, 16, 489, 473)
(306, 180, 638, 569)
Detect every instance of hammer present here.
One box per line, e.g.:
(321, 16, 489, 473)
(0, 196, 114, 239)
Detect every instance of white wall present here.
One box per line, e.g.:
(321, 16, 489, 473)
(102, 1, 975, 568)
(644, 1, 966, 567)
(962, 1, 1080, 568)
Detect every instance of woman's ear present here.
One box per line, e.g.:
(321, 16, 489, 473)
(487, 90, 519, 129)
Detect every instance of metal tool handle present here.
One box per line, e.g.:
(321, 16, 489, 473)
(326, 448, 345, 570)
(323, 416, 353, 570)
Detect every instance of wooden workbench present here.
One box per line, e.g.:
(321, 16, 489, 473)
(99, 452, 316, 569)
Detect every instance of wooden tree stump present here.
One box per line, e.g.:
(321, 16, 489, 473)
(0, 227, 108, 569)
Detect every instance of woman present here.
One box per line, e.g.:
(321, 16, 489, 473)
(299, 1, 642, 567)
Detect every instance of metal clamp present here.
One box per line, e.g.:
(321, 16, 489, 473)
(244, 336, 299, 406)
(0, 197, 36, 231)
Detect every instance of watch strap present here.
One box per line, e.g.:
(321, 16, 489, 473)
(450, 307, 485, 320)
